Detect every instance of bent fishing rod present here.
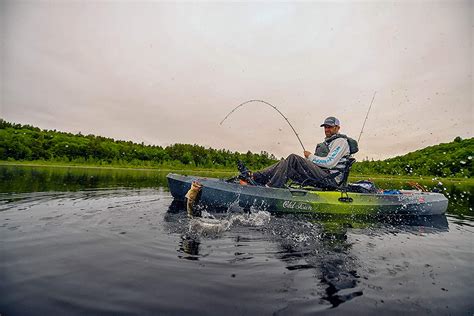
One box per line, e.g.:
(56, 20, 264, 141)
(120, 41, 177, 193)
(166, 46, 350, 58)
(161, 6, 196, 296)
(220, 99, 306, 151)
(357, 91, 377, 143)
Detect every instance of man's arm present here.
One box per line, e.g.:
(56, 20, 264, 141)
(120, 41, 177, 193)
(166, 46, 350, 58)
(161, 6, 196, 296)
(306, 138, 350, 168)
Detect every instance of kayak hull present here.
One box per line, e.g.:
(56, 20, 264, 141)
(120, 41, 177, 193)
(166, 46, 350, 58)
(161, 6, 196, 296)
(166, 173, 448, 216)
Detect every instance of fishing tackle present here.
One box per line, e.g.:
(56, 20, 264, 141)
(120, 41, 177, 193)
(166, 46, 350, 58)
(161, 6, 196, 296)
(220, 99, 306, 151)
(358, 91, 377, 143)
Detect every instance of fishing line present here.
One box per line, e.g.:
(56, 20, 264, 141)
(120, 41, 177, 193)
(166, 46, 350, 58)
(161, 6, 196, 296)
(357, 91, 377, 143)
(220, 99, 306, 151)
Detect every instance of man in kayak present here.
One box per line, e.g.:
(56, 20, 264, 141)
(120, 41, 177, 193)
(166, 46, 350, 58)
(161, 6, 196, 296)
(249, 116, 358, 188)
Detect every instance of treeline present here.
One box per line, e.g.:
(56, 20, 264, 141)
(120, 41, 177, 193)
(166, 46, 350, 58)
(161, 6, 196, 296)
(1, 119, 472, 178)
(0, 119, 277, 170)
(352, 137, 473, 178)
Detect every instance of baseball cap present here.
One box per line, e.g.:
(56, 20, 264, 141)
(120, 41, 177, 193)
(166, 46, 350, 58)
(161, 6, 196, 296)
(320, 116, 340, 127)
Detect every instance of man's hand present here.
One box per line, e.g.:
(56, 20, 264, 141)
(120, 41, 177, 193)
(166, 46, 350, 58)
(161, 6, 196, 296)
(303, 151, 312, 158)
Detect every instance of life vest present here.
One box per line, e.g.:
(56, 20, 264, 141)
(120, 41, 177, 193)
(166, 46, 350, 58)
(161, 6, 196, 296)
(313, 134, 358, 187)
(314, 134, 359, 157)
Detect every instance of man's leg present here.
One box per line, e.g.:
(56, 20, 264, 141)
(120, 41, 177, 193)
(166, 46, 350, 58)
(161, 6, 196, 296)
(268, 154, 333, 188)
(252, 159, 284, 185)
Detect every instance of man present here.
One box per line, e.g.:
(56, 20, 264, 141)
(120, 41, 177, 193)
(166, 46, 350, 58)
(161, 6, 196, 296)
(250, 116, 357, 188)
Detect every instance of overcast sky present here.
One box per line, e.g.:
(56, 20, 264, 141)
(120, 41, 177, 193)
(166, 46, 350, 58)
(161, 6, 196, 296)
(1, 0, 472, 160)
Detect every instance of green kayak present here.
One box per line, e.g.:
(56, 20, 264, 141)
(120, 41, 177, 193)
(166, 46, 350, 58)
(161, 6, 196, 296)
(167, 173, 448, 216)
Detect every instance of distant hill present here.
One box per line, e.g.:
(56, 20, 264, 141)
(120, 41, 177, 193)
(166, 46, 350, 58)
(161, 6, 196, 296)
(352, 137, 473, 178)
(0, 119, 277, 170)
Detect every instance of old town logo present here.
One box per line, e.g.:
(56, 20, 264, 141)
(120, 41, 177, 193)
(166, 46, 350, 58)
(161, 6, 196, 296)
(282, 200, 312, 211)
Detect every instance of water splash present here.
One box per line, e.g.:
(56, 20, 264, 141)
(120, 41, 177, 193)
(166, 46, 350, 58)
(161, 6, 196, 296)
(228, 209, 271, 227)
(188, 210, 271, 236)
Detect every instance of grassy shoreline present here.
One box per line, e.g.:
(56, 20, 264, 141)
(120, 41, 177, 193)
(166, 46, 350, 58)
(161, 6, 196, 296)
(1, 160, 472, 184)
(0, 160, 236, 173)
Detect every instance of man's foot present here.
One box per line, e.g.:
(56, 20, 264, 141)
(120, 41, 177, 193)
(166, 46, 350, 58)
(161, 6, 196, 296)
(237, 161, 257, 185)
(237, 160, 251, 174)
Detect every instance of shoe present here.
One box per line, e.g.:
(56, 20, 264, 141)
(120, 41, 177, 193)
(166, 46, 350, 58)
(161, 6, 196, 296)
(237, 160, 251, 174)
(237, 161, 257, 185)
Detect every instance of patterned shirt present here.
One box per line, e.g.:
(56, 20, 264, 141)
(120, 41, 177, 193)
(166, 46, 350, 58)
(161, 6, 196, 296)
(306, 138, 350, 183)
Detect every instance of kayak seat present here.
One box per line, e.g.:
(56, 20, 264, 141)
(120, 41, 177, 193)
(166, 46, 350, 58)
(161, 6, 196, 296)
(338, 157, 356, 190)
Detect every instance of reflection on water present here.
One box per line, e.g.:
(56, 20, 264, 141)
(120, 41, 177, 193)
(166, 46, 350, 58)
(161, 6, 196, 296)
(0, 165, 234, 193)
(0, 165, 473, 315)
(0, 164, 169, 192)
(166, 200, 453, 309)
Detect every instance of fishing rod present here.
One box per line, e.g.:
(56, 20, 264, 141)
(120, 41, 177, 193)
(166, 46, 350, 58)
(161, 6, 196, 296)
(357, 91, 377, 143)
(220, 99, 306, 151)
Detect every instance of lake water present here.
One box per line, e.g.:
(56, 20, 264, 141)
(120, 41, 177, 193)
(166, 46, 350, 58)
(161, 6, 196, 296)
(1, 165, 473, 315)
